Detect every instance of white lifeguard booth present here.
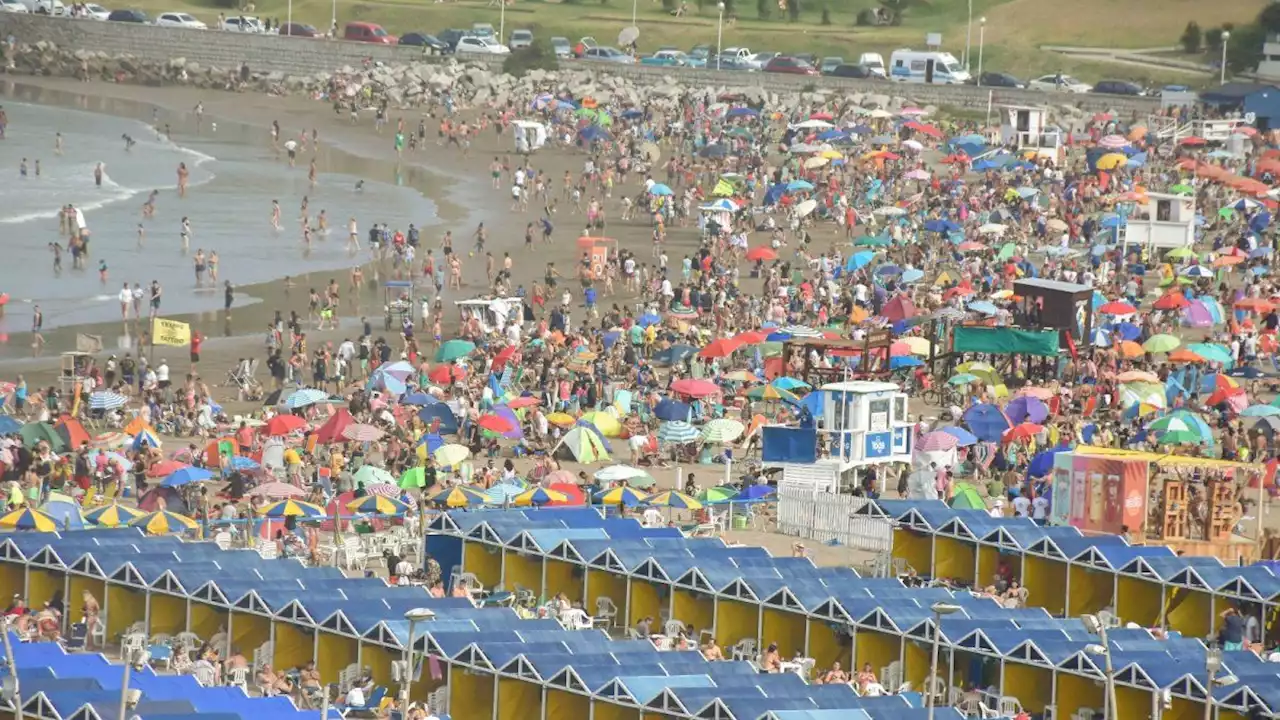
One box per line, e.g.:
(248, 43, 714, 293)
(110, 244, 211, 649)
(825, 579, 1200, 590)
(513, 120, 548, 154)
(996, 104, 1064, 165)
(1120, 191, 1196, 253)
(766, 380, 912, 493)
(455, 297, 525, 335)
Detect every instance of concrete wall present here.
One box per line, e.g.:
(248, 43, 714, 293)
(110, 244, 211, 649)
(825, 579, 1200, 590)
(0, 13, 1165, 113)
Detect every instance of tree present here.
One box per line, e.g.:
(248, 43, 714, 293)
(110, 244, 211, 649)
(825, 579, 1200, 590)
(820, 5, 830, 24)
(756, 0, 770, 19)
(1261, 1, 1280, 34)
(1205, 26, 1224, 51)
(1180, 21, 1202, 53)
(1225, 23, 1265, 74)
(787, 0, 800, 21)
(877, 0, 925, 26)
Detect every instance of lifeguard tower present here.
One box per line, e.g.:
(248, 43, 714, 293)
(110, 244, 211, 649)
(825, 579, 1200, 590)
(1119, 191, 1197, 254)
(995, 104, 1064, 165)
(761, 380, 912, 492)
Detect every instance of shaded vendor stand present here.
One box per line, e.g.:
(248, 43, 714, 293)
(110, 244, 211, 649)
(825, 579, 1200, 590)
(779, 330, 893, 386)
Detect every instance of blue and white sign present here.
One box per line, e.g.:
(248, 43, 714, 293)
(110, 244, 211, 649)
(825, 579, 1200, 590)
(864, 431, 894, 459)
(892, 427, 911, 455)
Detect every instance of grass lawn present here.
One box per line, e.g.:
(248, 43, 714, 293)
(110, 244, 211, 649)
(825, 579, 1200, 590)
(129, 0, 1267, 82)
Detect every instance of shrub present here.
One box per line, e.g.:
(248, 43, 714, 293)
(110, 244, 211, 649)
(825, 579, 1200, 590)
(820, 5, 831, 24)
(502, 41, 559, 76)
(1180, 21, 1201, 53)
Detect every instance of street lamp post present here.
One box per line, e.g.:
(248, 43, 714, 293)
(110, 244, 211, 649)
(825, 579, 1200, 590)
(400, 608, 435, 711)
(2, 621, 23, 720)
(1221, 30, 1231, 84)
(1083, 615, 1119, 719)
(631, 0, 637, 28)
(926, 602, 961, 720)
(1204, 646, 1223, 720)
(715, 2, 725, 71)
(964, 0, 972, 69)
(117, 648, 149, 720)
(977, 17, 986, 84)
(499, 0, 506, 49)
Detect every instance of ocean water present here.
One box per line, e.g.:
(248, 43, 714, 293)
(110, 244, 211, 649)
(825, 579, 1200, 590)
(0, 100, 437, 331)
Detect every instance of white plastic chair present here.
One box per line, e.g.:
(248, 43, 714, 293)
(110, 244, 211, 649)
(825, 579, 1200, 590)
(427, 685, 449, 716)
(997, 697, 1023, 716)
(730, 639, 756, 662)
(560, 608, 593, 631)
(338, 538, 367, 571)
(193, 663, 218, 686)
(213, 531, 233, 550)
(227, 666, 249, 690)
(663, 619, 685, 637)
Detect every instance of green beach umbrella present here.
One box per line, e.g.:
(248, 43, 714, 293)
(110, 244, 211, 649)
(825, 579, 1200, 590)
(353, 464, 395, 487)
(1170, 183, 1194, 195)
(436, 339, 476, 363)
(948, 483, 986, 510)
(698, 486, 738, 503)
(399, 466, 427, 489)
(1166, 247, 1197, 259)
(853, 235, 891, 247)
(949, 373, 980, 385)
(1187, 343, 1232, 363)
(1142, 334, 1180, 354)
(20, 422, 66, 452)
(759, 341, 784, 357)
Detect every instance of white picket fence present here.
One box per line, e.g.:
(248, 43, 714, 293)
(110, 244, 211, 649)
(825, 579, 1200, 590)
(776, 485, 893, 553)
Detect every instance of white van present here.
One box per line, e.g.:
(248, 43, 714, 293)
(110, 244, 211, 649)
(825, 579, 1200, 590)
(888, 49, 970, 84)
(858, 52, 886, 78)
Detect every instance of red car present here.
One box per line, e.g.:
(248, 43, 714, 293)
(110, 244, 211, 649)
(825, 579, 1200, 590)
(763, 56, 819, 75)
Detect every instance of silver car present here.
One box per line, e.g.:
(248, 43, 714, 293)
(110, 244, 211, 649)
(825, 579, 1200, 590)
(582, 46, 634, 64)
(509, 29, 533, 49)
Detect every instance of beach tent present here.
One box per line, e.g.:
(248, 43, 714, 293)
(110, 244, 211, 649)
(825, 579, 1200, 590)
(554, 426, 610, 464)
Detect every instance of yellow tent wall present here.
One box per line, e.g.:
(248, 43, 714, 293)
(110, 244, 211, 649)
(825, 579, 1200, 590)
(933, 537, 976, 585)
(640, 714, 666, 720)
(805, 619, 849, 671)
(1003, 664, 1051, 713)
(546, 688, 590, 720)
(586, 570, 627, 627)
(1055, 673, 1104, 720)
(592, 700, 639, 720)
(713, 598, 760, 649)
(671, 590, 715, 639)
(892, 529, 932, 577)
(627, 579, 664, 627)
(272, 620, 315, 670)
(105, 586, 146, 639)
(228, 610, 271, 657)
(0, 563, 22, 597)
(976, 547, 1001, 590)
(67, 576, 106, 624)
(448, 666, 494, 720)
(1218, 710, 1248, 720)
(26, 568, 61, 608)
(853, 630, 897, 677)
(900, 638, 931, 689)
(1023, 556, 1067, 616)
(410, 664, 445, 704)
(188, 601, 226, 642)
(1114, 577, 1162, 628)
(1164, 588, 1212, 638)
(1117, 685, 1159, 720)
(1068, 565, 1115, 617)
(317, 632, 360, 684)
(502, 551, 543, 598)
(497, 677, 540, 720)
(544, 559, 584, 606)
(462, 541, 503, 589)
(761, 607, 805, 659)
(148, 592, 187, 636)
(360, 642, 396, 686)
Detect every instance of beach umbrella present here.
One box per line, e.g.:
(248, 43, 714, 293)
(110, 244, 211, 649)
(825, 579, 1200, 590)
(649, 183, 674, 196)
(734, 485, 777, 501)
(484, 481, 526, 505)
(1187, 343, 1232, 364)
(746, 385, 800, 403)
(88, 391, 128, 411)
(435, 340, 476, 363)
(949, 373, 980, 386)
(261, 414, 306, 437)
(918, 431, 959, 452)
(653, 399, 692, 422)
(594, 465, 650, 483)
(348, 495, 411, 514)
(1242, 404, 1280, 418)
(771, 376, 810, 391)
(0, 507, 58, 532)
(400, 392, 438, 406)
(964, 404, 1012, 443)
(284, 388, 328, 409)
(939, 426, 979, 446)
(160, 466, 214, 488)
(594, 486, 648, 507)
(1005, 396, 1049, 424)
(353, 465, 396, 487)
(658, 421, 700, 444)
(697, 486, 738, 504)
(249, 481, 306, 499)
(130, 510, 198, 535)
(434, 444, 471, 467)
(343, 423, 386, 443)
(701, 418, 745, 444)
(645, 490, 703, 510)
(41, 492, 83, 529)
(669, 379, 720, 398)
(949, 483, 986, 510)
(21, 422, 66, 452)
(1098, 301, 1137, 315)
(698, 338, 743, 359)
(1143, 334, 1181, 353)
(84, 502, 144, 528)
(1003, 422, 1045, 443)
(427, 486, 487, 508)
(1153, 417, 1207, 445)
(513, 487, 570, 506)
(0, 416, 20, 435)
(259, 499, 326, 519)
(399, 467, 427, 489)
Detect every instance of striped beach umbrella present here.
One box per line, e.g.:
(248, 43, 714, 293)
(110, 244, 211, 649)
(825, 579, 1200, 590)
(645, 490, 703, 510)
(259, 500, 326, 519)
(433, 444, 471, 468)
(88, 391, 128, 411)
(657, 421, 700, 444)
(130, 428, 162, 452)
(426, 486, 487, 508)
(130, 510, 199, 535)
(701, 419, 745, 444)
(0, 507, 59, 532)
(513, 487, 569, 506)
(364, 483, 401, 498)
(284, 388, 328, 409)
(697, 486, 738, 504)
(342, 423, 385, 443)
(593, 486, 648, 507)
(746, 384, 801, 403)
(84, 502, 144, 528)
(346, 495, 411, 515)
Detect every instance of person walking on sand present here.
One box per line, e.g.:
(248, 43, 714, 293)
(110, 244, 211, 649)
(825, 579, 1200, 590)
(193, 101, 204, 131)
(118, 282, 131, 321)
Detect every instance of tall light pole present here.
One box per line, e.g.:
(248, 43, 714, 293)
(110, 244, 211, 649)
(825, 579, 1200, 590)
(329, 0, 336, 37)
(1221, 30, 1231, 84)
(1083, 614, 1119, 720)
(631, 0, 637, 29)
(2, 623, 23, 720)
(499, 0, 506, 48)
(1204, 645, 1222, 720)
(117, 648, 149, 720)
(925, 602, 961, 720)
(977, 17, 986, 84)
(964, 0, 972, 68)
(400, 608, 435, 711)
(715, 2, 725, 70)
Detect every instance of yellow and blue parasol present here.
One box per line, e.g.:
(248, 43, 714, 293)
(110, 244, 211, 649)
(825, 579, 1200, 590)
(84, 503, 144, 528)
(513, 487, 568, 506)
(259, 499, 327, 519)
(644, 490, 703, 510)
(346, 495, 410, 515)
(426, 486, 487, 508)
(593, 486, 648, 507)
(0, 507, 58, 532)
(130, 510, 199, 535)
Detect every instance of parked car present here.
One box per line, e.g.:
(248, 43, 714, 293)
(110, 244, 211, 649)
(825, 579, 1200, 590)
(640, 49, 697, 67)
(763, 55, 819, 75)
(106, 8, 146, 22)
(819, 56, 844, 74)
(688, 44, 711, 64)
(82, 3, 110, 18)
(344, 21, 396, 44)
(436, 29, 473, 52)
(1093, 79, 1146, 96)
(23, 0, 64, 14)
(400, 32, 448, 52)
(278, 22, 319, 37)
(826, 63, 877, 79)
(221, 14, 264, 32)
(155, 12, 206, 28)
(792, 52, 817, 67)
(456, 36, 510, 54)
(974, 71, 1024, 88)
(741, 51, 779, 71)
(0, 0, 30, 13)
(1028, 74, 1091, 93)
(471, 22, 494, 38)
(572, 36, 598, 58)
(582, 46, 634, 64)
(712, 46, 751, 70)
(550, 37, 572, 58)
(509, 29, 533, 49)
